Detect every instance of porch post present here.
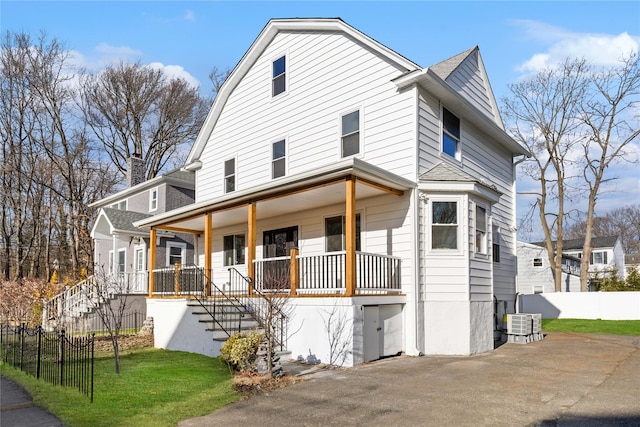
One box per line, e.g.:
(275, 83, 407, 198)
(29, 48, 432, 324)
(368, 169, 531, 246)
(148, 228, 156, 297)
(290, 247, 299, 296)
(248, 203, 256, 294)
(204, 213, 212, 296)
(346, 176, 356, 296)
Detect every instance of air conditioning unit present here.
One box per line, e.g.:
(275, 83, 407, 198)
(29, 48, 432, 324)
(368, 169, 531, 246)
(507, 314, 532, 335)
(530, 313, 543, 341)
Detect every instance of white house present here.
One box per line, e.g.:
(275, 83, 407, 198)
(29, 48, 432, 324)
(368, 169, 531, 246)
(43, 158, 196, 327)
(133, 18, 528, 365)
(517, 236, 625, 293)
(516, 241, 581, 294)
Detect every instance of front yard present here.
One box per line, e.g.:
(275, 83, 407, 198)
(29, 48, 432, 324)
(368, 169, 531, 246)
(1, 337, 241, 427)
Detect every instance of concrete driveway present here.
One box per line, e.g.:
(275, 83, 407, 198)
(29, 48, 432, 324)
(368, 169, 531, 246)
(179, 332, 640, 427)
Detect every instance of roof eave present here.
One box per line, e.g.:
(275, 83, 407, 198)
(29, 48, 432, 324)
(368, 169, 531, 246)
(135, 158, 416, 229)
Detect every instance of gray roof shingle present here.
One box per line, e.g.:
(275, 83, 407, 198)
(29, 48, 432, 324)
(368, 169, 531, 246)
(102, 208, 152, 233)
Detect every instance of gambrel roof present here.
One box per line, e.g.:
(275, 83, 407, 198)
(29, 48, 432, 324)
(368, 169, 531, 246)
(185, 18, 527, 169)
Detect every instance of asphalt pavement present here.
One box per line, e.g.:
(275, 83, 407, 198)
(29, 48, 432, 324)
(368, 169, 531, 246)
(2, 332, 639, 426)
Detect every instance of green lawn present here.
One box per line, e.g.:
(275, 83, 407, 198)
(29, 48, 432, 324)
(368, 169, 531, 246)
(1, 348, 241, 427)
(542, 318, 640, 336)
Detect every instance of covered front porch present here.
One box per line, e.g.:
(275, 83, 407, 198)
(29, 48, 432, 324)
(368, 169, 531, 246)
(137, 159, 415, 298)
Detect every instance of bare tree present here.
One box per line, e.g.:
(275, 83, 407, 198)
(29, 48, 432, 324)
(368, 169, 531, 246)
(208, 65, 232, 99)
(86, 266, 137, 373)
(80, 62, 209, 180)
(251, 265, 292, 378)
(321, 304, 352, 366)
(503, 59, 590, 292)
(565, 204, 640, 254)
(577, 54, 640, 290)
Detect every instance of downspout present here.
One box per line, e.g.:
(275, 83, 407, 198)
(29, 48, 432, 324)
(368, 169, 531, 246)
(512, 154, 529, 314)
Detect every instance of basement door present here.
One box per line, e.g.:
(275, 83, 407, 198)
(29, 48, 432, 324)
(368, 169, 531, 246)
(363, 304, 403, 362)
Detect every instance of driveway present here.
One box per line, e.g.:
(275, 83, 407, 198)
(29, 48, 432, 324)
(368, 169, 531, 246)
(179, 332, 640, 427)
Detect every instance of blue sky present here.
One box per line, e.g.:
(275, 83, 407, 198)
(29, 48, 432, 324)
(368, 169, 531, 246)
(3, 1, 639, 240)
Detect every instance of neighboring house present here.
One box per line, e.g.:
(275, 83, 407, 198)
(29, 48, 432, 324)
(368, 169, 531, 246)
(560, 236, 625, 285)
(133, 18, 529, 365)
(43, 156, 196, 328)
(624, 253, 640, 279)
(517, 236, 625, 293)
(516, 241, 581, 293)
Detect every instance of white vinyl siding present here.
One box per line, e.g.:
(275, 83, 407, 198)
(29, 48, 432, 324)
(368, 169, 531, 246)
(196, 31, 415, 202)
(443, 51, 496, 124)
(197, 193, 413, 291)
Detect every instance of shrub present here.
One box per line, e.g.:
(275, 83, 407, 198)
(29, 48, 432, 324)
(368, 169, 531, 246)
(220, 331, 264, 371)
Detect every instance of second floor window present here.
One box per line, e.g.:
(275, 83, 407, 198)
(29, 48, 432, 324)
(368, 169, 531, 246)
(591, 251, 608, 265)
(272, 55, 286, 96)
(442, 107, 460, 159)
(272, 139, 286, 179)
(150, 188, 158, 211)
(341, 110, 360, 157)
(224, 158, 235, 193)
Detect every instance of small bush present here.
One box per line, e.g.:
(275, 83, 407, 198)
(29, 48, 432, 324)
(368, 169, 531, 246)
(220, 331, 264, 371)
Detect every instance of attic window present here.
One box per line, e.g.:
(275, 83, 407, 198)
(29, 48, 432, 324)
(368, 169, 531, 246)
(533, 258, 543, 267)
(442, 107, 460, 159)
(272, 55, 286, 96)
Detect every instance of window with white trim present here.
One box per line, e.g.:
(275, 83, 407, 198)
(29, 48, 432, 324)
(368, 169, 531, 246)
(223, 234, 245, 266)
(591, 251, 608, 265)
(167, 242, 186, 266)
(492, 225, 501, 263)
(475, 205, 487, 254)
(533, 258, 543, 267)
(341, 110, 360, 157)
(149, 187, 158, 211)
(224, 158, 235, 193)
(272, 139, 286, 179)
(442, 107, 460, 159)
(325, 214, 361, 252)
(272, 55, 286, 97)
(431, 201, 458, 250)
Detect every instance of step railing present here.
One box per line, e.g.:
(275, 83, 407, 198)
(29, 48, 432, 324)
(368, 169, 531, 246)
(228, 267, 288, 351)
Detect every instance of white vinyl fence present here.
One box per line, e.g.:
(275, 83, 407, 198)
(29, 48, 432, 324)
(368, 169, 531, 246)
(519, 292, 640, 320)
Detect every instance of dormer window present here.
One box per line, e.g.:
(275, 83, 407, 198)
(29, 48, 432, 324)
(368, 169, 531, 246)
(442, 107, 460, 160)
(272, 55, 286, 97)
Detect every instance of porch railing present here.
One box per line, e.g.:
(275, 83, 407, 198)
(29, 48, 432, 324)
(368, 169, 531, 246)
(253, 251, 402, 295)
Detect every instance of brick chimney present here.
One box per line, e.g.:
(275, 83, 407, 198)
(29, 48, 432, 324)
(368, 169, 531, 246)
(127, 152, 145, 188)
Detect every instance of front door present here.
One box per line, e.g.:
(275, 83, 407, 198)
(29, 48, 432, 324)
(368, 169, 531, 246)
(133, 246, 145, 293)
(262, 226, 298, 289)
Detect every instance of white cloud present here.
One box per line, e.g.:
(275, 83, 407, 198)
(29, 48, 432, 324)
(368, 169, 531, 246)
(513, 20, 639, 75)
(183, 10, 195, 22)
(147, 62, 200, 89)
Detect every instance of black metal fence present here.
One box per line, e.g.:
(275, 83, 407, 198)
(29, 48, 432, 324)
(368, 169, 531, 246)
(0, 324, 94, 402)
